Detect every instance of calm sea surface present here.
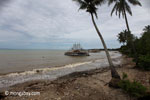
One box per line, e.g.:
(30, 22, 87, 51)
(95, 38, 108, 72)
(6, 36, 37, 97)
(0, 50, 106, 74)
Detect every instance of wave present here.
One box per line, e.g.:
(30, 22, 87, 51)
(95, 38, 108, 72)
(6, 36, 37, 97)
(2, 60, 93, 78)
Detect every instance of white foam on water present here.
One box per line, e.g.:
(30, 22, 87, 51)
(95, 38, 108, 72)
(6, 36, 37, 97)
(3, 61, 92, 77)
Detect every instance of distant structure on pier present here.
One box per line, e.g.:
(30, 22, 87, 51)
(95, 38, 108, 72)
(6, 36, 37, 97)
(65, 43, 89, 56)
(71, 43, 82, 50)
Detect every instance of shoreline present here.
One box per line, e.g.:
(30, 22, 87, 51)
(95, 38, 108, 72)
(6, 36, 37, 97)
(0, 51, 120, 75)
(0, 60, 93, 76)
(0, 51, 122, 89)
(1, 55, 150, 100)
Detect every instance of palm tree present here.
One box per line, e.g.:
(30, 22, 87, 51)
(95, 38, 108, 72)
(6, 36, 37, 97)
(109, 0, 141, 32)
(143, 25, 150, 33)
(117, 29, 135, 45)
(73, 0, 120, 79)
(117, 30, 127, 45)
(109, 0, 141, 65)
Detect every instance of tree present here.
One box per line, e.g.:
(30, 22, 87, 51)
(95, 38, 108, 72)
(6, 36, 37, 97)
(118, 30, 135, 45)
(109, 0, 141, 65)
(118, 25, 150, 70)
(143, 25, 150, 33)
(137, 25, 150, 70)
(73, 0, 120, 79)
(117, 30, 128, 45)
(118, 30, 136, 56)
(137, 25, 150, 55)
(109, 0, 141, 32)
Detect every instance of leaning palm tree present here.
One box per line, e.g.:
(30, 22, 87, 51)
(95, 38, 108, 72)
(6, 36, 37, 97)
(73, 0, 120, 79)
(108, 0, 141, 65)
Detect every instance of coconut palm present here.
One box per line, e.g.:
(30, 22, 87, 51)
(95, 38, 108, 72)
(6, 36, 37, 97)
(117, 29, 135, 46)
(109, 0, 141, 32)
(143, 25, 150, 33)
(117, 30, 127, 45)
(73, 0, 120, 79)
(109, 0, 141, 65)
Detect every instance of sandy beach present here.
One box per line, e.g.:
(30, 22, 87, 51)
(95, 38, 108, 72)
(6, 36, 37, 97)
(0, 55, 150, 100)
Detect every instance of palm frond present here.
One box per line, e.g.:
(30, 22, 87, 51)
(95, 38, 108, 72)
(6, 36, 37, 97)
(73, 0, 84, 5)
(111, 3, 117, 16)
(108, 0, 117, 6)
(118, 8, 122, 18)
(79, 2, 87, 10)
(73, 0, 99, 18)
(128, 0, 142, 6)
(94, 11, 98, 19)
(125, 2, 132, 16)
(109, 0, 141, 19)
(92, 0, 106, 6)
(73, 0, 87, 11)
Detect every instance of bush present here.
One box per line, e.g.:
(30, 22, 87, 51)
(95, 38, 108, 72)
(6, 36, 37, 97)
(122, 72, 128, 80)
(118, 73, 147, 98)
(120, 45, 134, 57)
(138, 55, 150, 70)
(119, 80, 147, 97)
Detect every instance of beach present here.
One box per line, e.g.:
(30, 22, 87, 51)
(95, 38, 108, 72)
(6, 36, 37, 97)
(1, 55, 150, 100)
(0, 51, 150, 100)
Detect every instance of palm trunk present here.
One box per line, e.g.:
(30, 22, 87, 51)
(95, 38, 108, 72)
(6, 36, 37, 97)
(123, 8, 139, 65)
(123, 8, 130, 32)
(90, 13, 120, 79)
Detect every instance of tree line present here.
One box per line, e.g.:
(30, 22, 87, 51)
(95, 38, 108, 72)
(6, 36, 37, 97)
(118, 25, 150, 70)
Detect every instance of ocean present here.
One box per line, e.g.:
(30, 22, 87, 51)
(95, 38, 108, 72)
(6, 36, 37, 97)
(0, 50, 122, 88)
(0, 49, 106, 74)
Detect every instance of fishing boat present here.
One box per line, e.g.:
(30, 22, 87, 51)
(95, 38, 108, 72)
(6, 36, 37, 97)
(64, 44, 89, 56)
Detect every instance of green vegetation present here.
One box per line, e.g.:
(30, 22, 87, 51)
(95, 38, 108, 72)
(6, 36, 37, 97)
(119, 73, 147, 98)
(109, 0, 141, 65)
(118, 30, 136, 56)
(119, 80, 147, 97)
(118, 25, 150, 70)
(122, 72, 128, 79)
(138, 55, 150, 70)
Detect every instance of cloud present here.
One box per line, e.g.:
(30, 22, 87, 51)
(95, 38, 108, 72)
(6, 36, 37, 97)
(0, 0, 10, 6)
(0, 0, 11, 10)
(0, 0, 149, 49)
(142, 0, 150, 9)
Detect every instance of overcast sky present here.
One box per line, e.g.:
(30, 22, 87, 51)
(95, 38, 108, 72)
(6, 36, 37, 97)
(0, 0, 149, 49)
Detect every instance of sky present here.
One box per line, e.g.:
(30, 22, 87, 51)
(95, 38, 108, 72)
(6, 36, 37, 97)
(0, 0, 149, 49)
